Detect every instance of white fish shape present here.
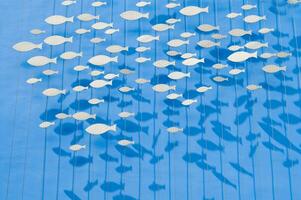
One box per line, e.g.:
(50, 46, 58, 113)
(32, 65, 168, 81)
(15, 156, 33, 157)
(119, 86, 135, 93)
(85, 123, 117, 135)
(198, 24, 219, 32)
(90, 79, 113, 88)
(104, 73, 119, 80)
(228, 45, 244, 51)
(39, 121, 55, 128)
(106, 45, 128, 53)
(26, 78, 42, 84)
(246, 84, 262, 91)
(118, 139, 135, 146)
(27, 56, 57, 67)
(167, 127, 183, 133)
(152, 23, 174, 32)
(182, 58, 205, 66)
(135, 57, 151, 63)
(227, 51, 257, 62)
(262, 65, 286, 73)
(44, 35, 73, 46)
(166, 18, 181, 24)
(30, 29, 45, 35)
(136, 46, 151, 52)
(212, 63, 227, 70)
(136, 1, 151, 7)
(244, 41, 268, 50)
(69, 144, 86, 151)
(197, 40, 220, 48)
(90, 37, 106, 44)
(180, 32, 196, 38)
(75, 28, 91, 35)
(90, 70, 105, 77)
(118, 112, 135, 118)
(73, 85, 88, 92)
(213, 76, 228, 82)
(182, 99, 197, 106)
(45, 15, 74, 25)
(258, 28, 274, 34)
(179, 6, 209, 16)
(196, 86, 212, 93)
(77, 13, 100, 21)
(153, 60, 175, 68)
(92, 22, 113, 30)
(72, 112, 96, 120)
(166, 50, 181, 57)
(152, 84, 176, 92)
(74, 65, 89, 72)
(277, 52, 292, 58)
(181, 53, 197, 59)
(135, 78, 150, 84)
(88, 55, 118, 66)
(166, 2, 180, 8)
(62, 0, 77, 6)
(168, 71, 190, 80)
(260, 52, 276, 59)
(13, 42, 42, 52)
(120, 68, 135, 75)
(88, 98, 105, 105)
(166, 93, 182, 100)
(137, 35, 159, 43)
(42, 88, 66, 97)
(241, 4, 257, 10)
(244, 15, 266, 23)
(55, 113, 71, 120)
(229, 68, 245, 75)
(167, 39, 189, 47)
(105, 28, 119, 35)
(43, 69, 58, 76)
(60, 51, 82, 60)
(211, 34, 227, 40)
(92, 1, 107, 7)
(229, 29, 252, 37)
(120, 11, 149, 20)
(226, 12, 242, 19)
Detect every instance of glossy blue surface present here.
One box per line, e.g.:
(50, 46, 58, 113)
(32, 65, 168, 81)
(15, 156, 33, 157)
(1, 0, 301, 199)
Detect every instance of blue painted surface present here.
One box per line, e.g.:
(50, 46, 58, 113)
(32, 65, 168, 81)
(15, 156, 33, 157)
(1, 0, 301, 199)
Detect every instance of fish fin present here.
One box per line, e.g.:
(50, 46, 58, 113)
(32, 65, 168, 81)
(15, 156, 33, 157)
(216, 42, 221, 46)
(204, 6, 209, 13)
(144, 13, 150, 19)
(108, 80, 113, 85)
(95, 16, 100, 20)
(170, 25, 175, 29)
(171, 85, 176, 90)
(281, 66, 287, 71)
(61, 89, 67, 95)
(68, 36, 73, 43)
(187, 72, 191, 77)
(92, 114, 96, 119)
(79, 52, 83, 57)
(38, 43, 43, 49)
(171, 61, 176, 65)
(155, 36, 160, 40)
(262, 15, 266, 20)
(252, 51, 258, 58)
(111, 124, 117, 132)
(52, 57, 57, 64)
(109, 23, 113, 27)
(247, 30, 252, 35)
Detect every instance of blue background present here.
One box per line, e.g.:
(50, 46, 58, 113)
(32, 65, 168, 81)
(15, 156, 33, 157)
(1, 0, 301, 199)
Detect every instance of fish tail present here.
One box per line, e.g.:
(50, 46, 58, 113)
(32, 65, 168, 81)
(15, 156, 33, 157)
(108, 80, 113, 85)
(52, 57, 57, 64)
(125, 46, 129, 51)
(247, 30, 252, 35)
(82, 145, 86, 149)
(171, 61, 176, 65)
(95, 15, 100, 20)
(185, 40, 189, 45)
(112, 56, 118, 63)
(144, 13, 150, 19)
(171, 85, 176, 90)
(69, 16, 74, 22)
(109, 125, 117, 133)
(216, 26, 220, 30)
(200, 58, 205, 63)
(155, 36, 160, 40)
(109, 23, 113, 27)
(38, 78, 42, 82)
(170, 25, 175, 30)
(68, 36, 73, 43)
(177, 19, 181, 22)
(281, 66, 287, 71)
(262, 15, 267, 20)
(79, 52, 83, 57)
(204, 6, 209, 13)
(38, 43, 43, 49)
(216, 42, 221, 46)
(252, 51, 258, 58)
(264, 42, 268, 47)
(92, 114, 96, 119)
(61, 89, 67, 95)
(186, 72, 191, 77)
